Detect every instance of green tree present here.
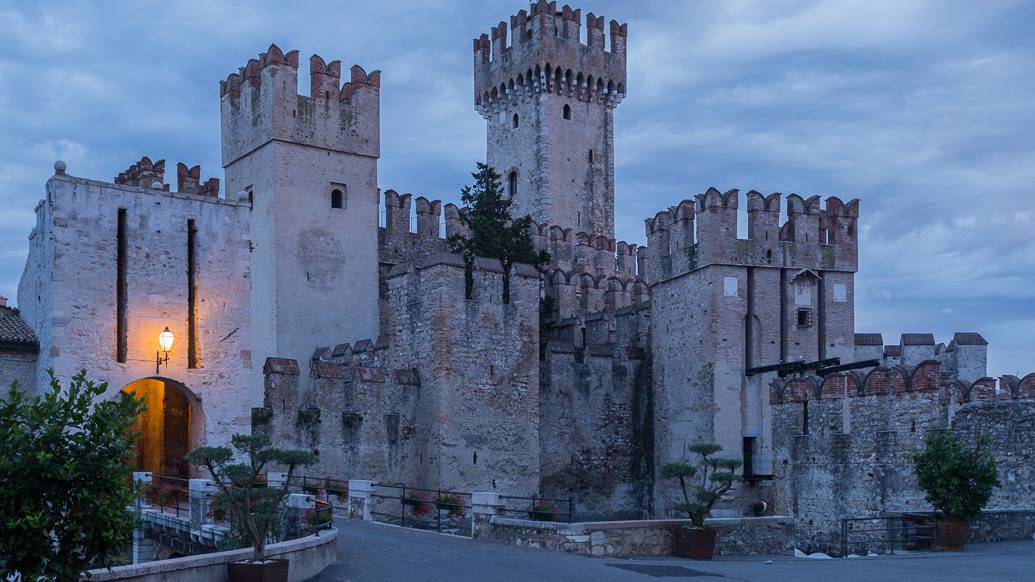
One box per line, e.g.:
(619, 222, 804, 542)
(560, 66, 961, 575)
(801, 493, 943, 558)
(0, 371, 144, 581)
(660, 442, 742, 528)
(448, 163, 550, 303)
(185, 434, 315, 562)
(912, 431, 999, 521)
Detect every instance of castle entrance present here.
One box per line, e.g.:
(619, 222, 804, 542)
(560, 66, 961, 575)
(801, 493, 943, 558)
(121, 378, 202, 480)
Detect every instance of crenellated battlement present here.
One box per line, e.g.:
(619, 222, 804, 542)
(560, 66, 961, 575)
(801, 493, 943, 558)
(644, 187, 860, 283)
(113, 156, 219, 197)
(474, 1, 627, 116)
(770, 360, 1034, 407)
(220, 43, 381, 167)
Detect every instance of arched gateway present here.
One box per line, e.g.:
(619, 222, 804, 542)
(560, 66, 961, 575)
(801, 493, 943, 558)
(121, 378, 204, 479)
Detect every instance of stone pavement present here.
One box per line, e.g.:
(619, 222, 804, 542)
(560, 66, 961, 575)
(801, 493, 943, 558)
(313, 518, 1035, 582)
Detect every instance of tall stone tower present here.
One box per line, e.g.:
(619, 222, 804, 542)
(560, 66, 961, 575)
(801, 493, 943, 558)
(221, 45, 382, 381)
(474, 1, 627, 238)
(646, 190, 859, 512)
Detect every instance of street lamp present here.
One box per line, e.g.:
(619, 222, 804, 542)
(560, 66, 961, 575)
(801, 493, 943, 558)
(156, 327, 174, 374)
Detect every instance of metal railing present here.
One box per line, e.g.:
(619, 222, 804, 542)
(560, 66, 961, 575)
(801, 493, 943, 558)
(500, 494, 574, 523)
(288, 476, 350, 514)
(370, 483, 473, 537)
(841, 512, 937, 557)
(142, 475, 190, 518)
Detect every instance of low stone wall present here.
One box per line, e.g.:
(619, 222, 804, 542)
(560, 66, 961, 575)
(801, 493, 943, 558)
(968, 510, 1035, 543)
(473, 516, 795, 558)
(84, 528, 337, 582)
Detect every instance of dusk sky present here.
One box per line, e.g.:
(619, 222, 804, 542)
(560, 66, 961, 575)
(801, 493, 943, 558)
(0, 0, 1031, 376)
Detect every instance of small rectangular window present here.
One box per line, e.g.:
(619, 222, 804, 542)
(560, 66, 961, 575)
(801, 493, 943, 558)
(797, 308, 813, 329)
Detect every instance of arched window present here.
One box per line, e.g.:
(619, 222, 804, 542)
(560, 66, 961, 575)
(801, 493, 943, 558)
(512, 113, 519, 128)
(331, 188, 344, 209)
(508, 170, 518, 199)
(563, 104, 571, 120)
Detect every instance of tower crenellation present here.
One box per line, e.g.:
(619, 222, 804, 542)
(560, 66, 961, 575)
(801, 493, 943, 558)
(477, 2, 627, 238)
(220, 44, 380, 169)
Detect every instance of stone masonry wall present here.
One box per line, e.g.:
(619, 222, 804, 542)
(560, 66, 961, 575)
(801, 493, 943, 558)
(771, 362, 1035, 553)
(18, 170, 254, 452)
(538, 305, 653, 519)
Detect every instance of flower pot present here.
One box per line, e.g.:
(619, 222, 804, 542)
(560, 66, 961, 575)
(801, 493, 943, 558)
(672, 526, 717, 560)
(227, 559, 289, 582)
(933, 519, 968, 551)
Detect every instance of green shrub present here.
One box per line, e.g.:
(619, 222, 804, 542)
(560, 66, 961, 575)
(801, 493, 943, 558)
(0, 371, 143, 581)
(660, 442, 742, 528)
(911, 431, 999, 521)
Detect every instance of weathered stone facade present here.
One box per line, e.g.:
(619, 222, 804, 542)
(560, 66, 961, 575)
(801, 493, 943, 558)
(4, 1, 1029, 544)
(771, 363, 1035, 552)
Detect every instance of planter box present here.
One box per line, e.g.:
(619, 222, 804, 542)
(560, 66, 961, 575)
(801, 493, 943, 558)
(672, 526, 717, 560)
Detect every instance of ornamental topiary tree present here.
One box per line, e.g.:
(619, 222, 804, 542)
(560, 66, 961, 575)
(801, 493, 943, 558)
(660, 443, 742, 528)
(448, 163, 550, 303)
(911, 431, 999, 521)
(0, 371, 144, 582)
(184, 434, 315, 562)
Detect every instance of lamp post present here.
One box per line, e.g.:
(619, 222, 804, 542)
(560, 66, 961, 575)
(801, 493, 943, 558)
(156, 327, 174, 374)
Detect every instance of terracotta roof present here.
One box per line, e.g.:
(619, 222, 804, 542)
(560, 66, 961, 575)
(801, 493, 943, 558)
(854, 333, 884, 346)
(0, 306, 38, 347)
(953, 332, 988, 346)
(884, 345, 902, 357)
(901, 333, 935, 346)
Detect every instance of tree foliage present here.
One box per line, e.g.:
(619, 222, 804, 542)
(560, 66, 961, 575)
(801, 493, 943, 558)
(661, 442, 742, 528)
(911, 431, 999, 521)
(184, 434, 315, 562)
(0, 371, 143, 581)
(448, 163, 550, 303)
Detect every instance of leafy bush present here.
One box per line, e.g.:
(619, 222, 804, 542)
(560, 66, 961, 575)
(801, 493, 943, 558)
(0, 371, 143, 581)
(185, 433, 315, 562)
(911, 431, 999, 521)
(660, 442, 742, 528)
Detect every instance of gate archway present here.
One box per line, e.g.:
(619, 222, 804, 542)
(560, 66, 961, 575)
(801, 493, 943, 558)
(121, 378, 204, 479)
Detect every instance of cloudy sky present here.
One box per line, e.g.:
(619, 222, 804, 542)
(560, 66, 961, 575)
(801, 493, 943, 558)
(0, 0, 1032, 376)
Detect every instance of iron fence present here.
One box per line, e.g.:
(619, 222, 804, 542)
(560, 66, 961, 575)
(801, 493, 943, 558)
(142, 475, 190, 518)
(288, 475, 350, 514)
(500, 494, 574, 523)
(841, 512, 937, 557)
(370, 483, 473, 537)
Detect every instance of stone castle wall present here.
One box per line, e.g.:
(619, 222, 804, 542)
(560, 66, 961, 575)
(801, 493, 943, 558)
(16, 166, 254, 451)
(771, 363, 1035, 552)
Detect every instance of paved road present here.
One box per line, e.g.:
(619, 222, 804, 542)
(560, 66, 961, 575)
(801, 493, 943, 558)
(313, 518, 1035, 582)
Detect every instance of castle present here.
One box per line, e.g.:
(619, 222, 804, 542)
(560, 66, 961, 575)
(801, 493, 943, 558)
(3, 0, 1032, 548)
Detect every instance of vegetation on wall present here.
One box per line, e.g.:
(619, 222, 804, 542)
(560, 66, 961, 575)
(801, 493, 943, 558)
(448, 163, 550, 303)
(0, 371, 144, 581)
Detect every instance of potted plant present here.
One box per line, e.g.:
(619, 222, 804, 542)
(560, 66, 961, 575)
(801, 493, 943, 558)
(911, 431, 999, 551)
(435, 493, 466, 518)
(528, 500, 560, 522)
(185, 434, 315, 582)
(661, 442, 742, 560)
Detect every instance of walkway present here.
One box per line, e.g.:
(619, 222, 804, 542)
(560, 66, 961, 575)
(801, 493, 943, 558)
(313, 518, 1035, 582)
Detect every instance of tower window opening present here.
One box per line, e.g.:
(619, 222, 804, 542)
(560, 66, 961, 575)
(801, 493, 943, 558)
(797, 308, 813, 329)
(512, 113, 519, 128)
(508, 171, 518, 199)
(588, 149, 594, 163)
(563, 104, 571, 120)
(331, 188, 344, 209)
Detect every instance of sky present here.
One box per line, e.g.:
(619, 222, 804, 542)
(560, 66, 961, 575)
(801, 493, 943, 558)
(0, 0, 1032, 376)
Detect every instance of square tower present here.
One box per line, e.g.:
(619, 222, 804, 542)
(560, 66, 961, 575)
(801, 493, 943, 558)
(474, 1, 627, 238)
(221, 45, 382, 382)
